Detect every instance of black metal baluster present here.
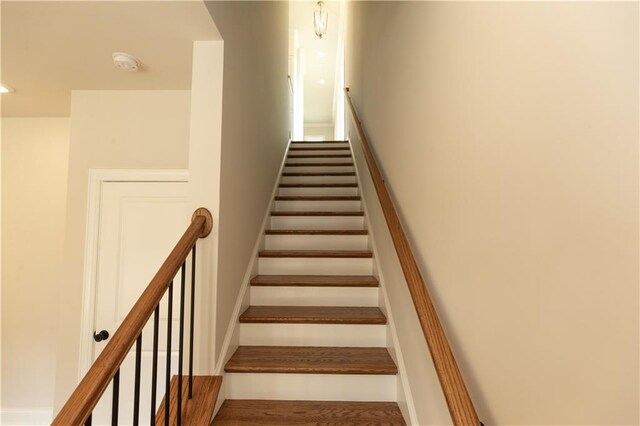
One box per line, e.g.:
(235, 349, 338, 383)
(189, 245, 196, 399)
(112, 369, 120, 426)
(133, 333, 142, 425)
(150, 305, 160, 423)
(177, 262, 186, 426)
(84, 414, 92, 426)
(165, 281, 173, 426)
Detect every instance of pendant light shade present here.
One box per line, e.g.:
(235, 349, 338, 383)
(314, 1, 328, 39)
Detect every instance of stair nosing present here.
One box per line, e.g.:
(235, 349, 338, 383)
(281, 172, 356, 177)
(224, 345, 397, 375)
(240, 306, 386, 324)
(250, 275, 379, 287)
(239, 317, 386, 325)
(289, 146, 351, 150)
(265, 229, 368, 235)
(271, 211, 364, 216)
(285, 163, 354, 167)
(288, 153, 352, 157)
(291, 141, 348, 144)
(274, 196, 361, 201)
(214, 400, 406, 426)
(259, 250, 372, 258)
(279, 183, 358, 188)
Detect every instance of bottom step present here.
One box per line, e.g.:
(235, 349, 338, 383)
(212, 399, 406, 425)
(155, 375, 222, 425)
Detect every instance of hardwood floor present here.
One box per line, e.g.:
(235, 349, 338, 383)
(271, 211, 364, 216)
(224, 346, 398, 375)
(239, 306, 387, 324)
(250, 275, 379, 287)
(259, 250, 373, 258)
(265, 229, 369, 235)
(212, 400, 406, 425)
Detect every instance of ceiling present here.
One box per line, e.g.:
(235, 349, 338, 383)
(289, 0, 341, 126)
(1, 1, 221, 117)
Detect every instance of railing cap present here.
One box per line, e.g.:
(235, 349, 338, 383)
(192, 207, 213, 238)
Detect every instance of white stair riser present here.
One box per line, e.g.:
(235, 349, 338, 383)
(286, 157, 352, 164)
(291, 143, 349, 149)
(258, 257, 373, 275)
(278, 187, 358, 196)
(280, 175, 357, 184)
(270, 216, 364, 230)
(284, 166, 354, 173)
(274, 200, 361, 212)
(225, 373, 396, 401)
(240, 323, 385, 347)
(288, 149, 350, 156)
(250, 286, 379, 306)
(265, 234, 368, 251)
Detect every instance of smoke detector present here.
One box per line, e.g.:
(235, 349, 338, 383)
(112, 52, 140, 72)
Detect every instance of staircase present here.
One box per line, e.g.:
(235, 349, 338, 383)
(213, 141, 406, 425)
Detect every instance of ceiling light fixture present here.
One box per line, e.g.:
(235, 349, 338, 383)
(313, 1, 328, 39)
(112, 52, 140, 72)
(0, 85, 14, 94)
(319, 79, 326, 84)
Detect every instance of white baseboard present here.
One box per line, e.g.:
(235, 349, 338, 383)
(0, 409, 53, 426)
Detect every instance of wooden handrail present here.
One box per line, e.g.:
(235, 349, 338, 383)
(52, 208, 213, 426)
(344, 88, 480, 426)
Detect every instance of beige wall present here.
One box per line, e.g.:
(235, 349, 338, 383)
(204, 1, 290, 362)
(345, 2, 639, 425)
(53, 90, 191, 410)
(350, 123, 451, 424)
(1, 118, 70, 422)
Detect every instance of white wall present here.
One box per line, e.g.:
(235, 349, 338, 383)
(204, 1, 290, 364)
(1, 118, 70, 424)
(53, 90, 191, 411)
(304, 124, 335, 140)
(0, 3, 4, 417)
(187, 40, 224, 375)
(345, 2, 638, 425)
(289, 30, 304, 141)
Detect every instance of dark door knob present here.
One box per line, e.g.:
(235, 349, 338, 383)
(93, 330, 110, 342)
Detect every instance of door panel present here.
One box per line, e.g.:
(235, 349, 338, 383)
(91, 181, 188, 425)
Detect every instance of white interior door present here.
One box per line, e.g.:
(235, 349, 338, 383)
(90, 180, 189, 425)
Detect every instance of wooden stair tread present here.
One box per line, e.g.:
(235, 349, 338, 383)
(279, 183, 358, 188)
(281, 172, 356, 177)
(259, 250, 372, 258)
(288, 154, 352, 159)
(250, 275, 379, 287)
(265, 229, 368, 235)
(289, 146, 351, 151)
(285, 162, 354, 167)
(224, 346, 396, 374)
(271, 211, 364, 216)
(212, 400, 406, 425)
(239, 306, 386, 324)
(155, 375, 222, 425)
(291, 140, 348, 144)
(274, 195, 360, 201)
